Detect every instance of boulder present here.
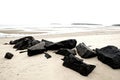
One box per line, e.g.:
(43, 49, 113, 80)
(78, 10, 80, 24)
(41, 39, 54, 47)
(31, 40, 40, 46)
(13, 38, 33, 50)
(56, 48, 76, 56)
(27, 42, 46, 56)
(76, 43, 96, 58)
(96, 46, 120, 69)
(11, 36, 35, 50)
(45, 39, 77, 50)
(9, 36, 34, 45)
(4, 52, 14, 59)
(62, 54, 96, 76)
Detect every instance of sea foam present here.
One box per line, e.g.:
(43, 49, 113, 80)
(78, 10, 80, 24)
(0, 24, 119, 38)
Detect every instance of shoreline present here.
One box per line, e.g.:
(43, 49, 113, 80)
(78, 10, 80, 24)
(0, 29, 120, 38)
(0, 25, 120, 38)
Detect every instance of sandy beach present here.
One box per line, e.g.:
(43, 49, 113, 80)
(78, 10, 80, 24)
(0, 30, 120, 80)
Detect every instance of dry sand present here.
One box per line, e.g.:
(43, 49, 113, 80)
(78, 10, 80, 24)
(0, 30, 120, 80)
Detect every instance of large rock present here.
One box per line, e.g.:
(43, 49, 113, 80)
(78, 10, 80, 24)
(4, 52, 14, 59)
(31, 40, 40, 46)
(27, 42, 46, 56)
(76, 43, 96, 58)
(96, 46, 120, 69)
(56, 48, 76, 56)
(62, 54, 96, 76)
(13, 38, 33, 50)
(10, 36, 41, 50)
(9, 36, 34, 45)
(10, 36, 35, 50)
(45, 39, 77, 50)
(41, 39, 54, 47)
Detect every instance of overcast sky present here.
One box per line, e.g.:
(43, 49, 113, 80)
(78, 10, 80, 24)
(0, 0, 120, 26)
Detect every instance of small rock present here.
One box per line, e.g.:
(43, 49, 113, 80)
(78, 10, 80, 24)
(9, 41, 15, 45)
(44, 53, 52, 59)
(3, 43, 9, 45)
(4, 52, 14, 59)
(19, 50, 27, 53)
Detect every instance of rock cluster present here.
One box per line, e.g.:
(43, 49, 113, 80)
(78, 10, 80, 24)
(6, 36, 120, 76)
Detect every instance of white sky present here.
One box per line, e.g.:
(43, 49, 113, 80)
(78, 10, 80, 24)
(0, 0, 120, 26)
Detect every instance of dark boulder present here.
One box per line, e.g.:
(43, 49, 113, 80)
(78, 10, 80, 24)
(62, 54, 96, 76)
(41, 39, 54, 47)
(31, 40, 40, 46)
(96, 46, 120, 69)
(13, 38, 33, 50)
(9, 36, 34, 45)
(4, 52, 14, 59)
(44, 52, 52, 59)
(11, 36, 35, 50)
(56, 48, 76, 56)
(27, 42, 46, 56)
(45, 39, 77, 50)
(76, 43, 96, 58)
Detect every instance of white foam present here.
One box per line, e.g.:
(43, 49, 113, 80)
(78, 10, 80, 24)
(0, 25, 120, 38)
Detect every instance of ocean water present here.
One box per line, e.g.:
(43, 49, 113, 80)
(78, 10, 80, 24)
(0, 24, 120, 38)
